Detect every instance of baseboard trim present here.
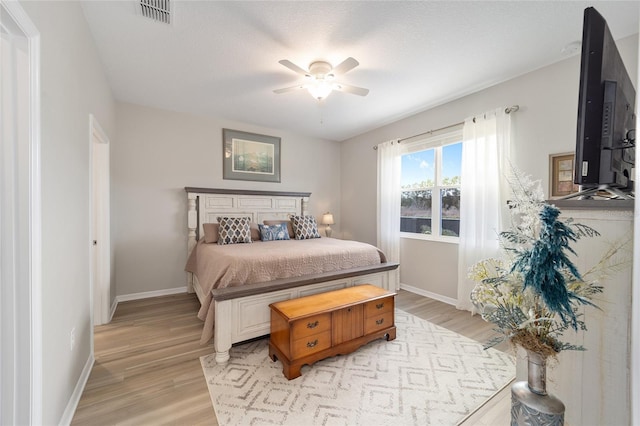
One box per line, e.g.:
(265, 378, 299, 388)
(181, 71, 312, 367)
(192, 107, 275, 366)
(399, 283, 457, 306)
(59, 353, 94, 426)
(116, 286, 187, 303)
(109, 297, 118, 322)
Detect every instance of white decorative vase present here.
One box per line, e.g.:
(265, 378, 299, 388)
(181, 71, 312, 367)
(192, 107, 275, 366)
(511, 350, 565, 426)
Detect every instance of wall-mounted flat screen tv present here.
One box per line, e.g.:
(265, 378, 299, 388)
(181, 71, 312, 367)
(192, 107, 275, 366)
(573, 7, 636, 199)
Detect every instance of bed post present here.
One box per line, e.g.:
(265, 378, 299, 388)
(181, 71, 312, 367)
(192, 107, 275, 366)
(187, 192, 198, 293)
(302, 196, 309, 216)
(214, 299, 232, 363)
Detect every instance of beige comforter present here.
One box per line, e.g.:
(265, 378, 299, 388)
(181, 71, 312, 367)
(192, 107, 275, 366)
(185, 238, 386, 344)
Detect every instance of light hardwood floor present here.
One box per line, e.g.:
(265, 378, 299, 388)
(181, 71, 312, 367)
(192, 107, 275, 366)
(71, 290, 511, 425)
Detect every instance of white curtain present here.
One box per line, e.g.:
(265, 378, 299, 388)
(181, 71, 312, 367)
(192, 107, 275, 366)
(456, 108, 512, 312)
(377, 139, 402, 281)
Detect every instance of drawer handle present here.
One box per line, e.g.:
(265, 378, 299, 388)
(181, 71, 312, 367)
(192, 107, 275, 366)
(376, 318, 384, 325)
(376, 303, 384, 309)
(307, 339, 319, 348)
(307, 320, 319, 329)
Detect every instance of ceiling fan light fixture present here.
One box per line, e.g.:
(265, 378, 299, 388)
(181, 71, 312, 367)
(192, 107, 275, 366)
(274, 57, 368, 100)
(307, 80, 333, 100)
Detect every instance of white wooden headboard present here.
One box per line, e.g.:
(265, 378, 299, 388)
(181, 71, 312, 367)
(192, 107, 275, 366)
(185, 186, 311, 260)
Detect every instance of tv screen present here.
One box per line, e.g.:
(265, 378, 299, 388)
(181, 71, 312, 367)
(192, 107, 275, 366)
(574, 7, 636, 197)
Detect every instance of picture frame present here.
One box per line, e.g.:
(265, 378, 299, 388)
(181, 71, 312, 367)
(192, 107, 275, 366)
(222, 129, 281, 183)
(549, 152, 579, 198)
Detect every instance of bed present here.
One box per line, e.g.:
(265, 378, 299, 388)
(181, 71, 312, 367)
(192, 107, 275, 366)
(184, 187, 399, 363)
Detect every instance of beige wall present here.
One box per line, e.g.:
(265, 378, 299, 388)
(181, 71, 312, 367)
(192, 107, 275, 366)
(112, 102, 341, 296)
(20, 1, 117, 423)
(341, 34, 638, 301)
(400, 239, 458, 300)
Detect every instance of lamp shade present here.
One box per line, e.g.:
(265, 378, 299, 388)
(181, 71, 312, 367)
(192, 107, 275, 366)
(307, 80, 333, 100)
(321, 213, 335, 225)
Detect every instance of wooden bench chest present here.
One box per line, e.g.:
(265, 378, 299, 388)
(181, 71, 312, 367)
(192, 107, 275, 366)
(268, 284, 397, 380)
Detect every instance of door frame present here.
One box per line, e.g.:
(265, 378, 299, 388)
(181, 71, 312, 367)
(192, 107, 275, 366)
(0, 2, 42, 424)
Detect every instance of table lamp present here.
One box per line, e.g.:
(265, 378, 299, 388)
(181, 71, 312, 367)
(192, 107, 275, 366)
(321, 212, 335, 237)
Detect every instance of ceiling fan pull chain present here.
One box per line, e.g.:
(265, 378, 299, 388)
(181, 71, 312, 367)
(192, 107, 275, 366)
(318, 101, 324, 126)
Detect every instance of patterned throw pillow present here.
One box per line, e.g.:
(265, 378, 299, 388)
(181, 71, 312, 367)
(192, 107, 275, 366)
(217, 216, 252, 245)
(263, 220, 295, 238)
(290, 215, 321, 240)
(258, 223, 290, 241)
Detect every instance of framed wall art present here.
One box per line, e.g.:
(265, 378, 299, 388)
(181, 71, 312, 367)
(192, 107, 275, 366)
(222, 129, 281, 183)
(549, 152, 579, 198)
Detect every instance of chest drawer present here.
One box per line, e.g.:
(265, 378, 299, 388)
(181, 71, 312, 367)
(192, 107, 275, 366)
(291, 330, 332, 359)
(364, 296, 394, 318)
(291, 313, 331, 339)
(364, 311, 394, 334)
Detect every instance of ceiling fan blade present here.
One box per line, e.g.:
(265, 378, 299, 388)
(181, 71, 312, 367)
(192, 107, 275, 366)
(331, 57, 359, 75)
(278, 60, 310, 76)
(334, 82, 369, 96)
(273, 84, 305, 94)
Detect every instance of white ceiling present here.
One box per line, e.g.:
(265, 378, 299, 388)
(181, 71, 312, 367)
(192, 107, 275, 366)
(81, 1, 639, 142)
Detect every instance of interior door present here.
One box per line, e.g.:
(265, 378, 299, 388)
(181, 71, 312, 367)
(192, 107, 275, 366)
(91, 115, 111, 325)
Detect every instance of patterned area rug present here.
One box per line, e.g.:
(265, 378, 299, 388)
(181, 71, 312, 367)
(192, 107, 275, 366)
(200, 309, 515, 425)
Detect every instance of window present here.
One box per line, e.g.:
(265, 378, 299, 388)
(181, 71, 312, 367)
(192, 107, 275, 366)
(400, 129, 462, 241)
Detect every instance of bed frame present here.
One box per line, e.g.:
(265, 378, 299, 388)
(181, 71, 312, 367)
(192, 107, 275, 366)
(185, 187, 399, 363)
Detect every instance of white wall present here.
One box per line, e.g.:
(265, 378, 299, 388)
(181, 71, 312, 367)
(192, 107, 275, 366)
(549, 208, 633, 425)
(341, 34, 638, 300)
(113, 102, 341, 296)
(19, 1, 116, 424)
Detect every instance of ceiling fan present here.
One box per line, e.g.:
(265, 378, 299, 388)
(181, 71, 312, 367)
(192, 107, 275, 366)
(273, 57, 369, 100)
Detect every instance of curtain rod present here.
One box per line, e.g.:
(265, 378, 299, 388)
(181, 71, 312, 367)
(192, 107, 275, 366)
(373, 105, 519, 150)
(398, 120, 464, 143)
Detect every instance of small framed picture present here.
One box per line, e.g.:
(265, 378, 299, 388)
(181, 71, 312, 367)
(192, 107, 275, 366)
(222, 129, 281, 183)
(549, 152, 579, 198)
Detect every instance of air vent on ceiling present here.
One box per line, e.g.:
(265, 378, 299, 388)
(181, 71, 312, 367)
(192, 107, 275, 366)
(139, 0, 171, 25)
